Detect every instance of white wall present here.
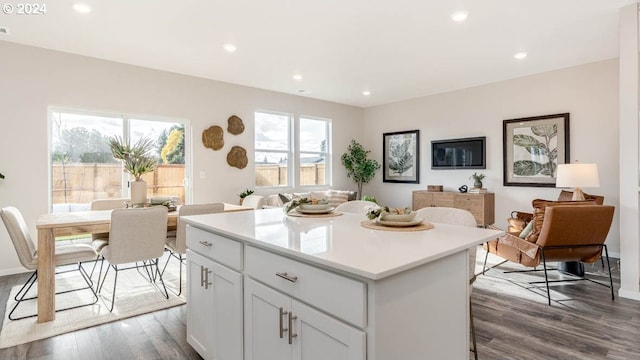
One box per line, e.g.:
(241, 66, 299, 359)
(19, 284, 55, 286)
(363, 59, 621, 255)
(0, 41, 363, 275)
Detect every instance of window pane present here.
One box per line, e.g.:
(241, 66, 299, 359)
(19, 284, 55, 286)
(256, 151, 288, 186)
(300, 153, 326, 186)
(255, 112, 289, 151)
(51, 112, 123, 211)
(300, 118, 327, 152)
(130, 119, 186, 203)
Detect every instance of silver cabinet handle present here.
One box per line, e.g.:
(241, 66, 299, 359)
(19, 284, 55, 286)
(276, 272, 298, 282)
(199, 241, 213, 247)
(288, 312, 297, 344)
(279, 307, 288, 338)
(200, 265, 212, 289)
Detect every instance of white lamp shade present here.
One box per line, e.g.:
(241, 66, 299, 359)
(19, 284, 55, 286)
(556, 163, 600, 188)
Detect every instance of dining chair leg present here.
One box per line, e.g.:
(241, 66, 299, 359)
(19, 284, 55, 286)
(107, 265, 119, 312)
(153, 258, 169, 299)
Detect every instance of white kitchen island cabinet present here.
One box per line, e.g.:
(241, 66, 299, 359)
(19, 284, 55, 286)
(184, 208, 503, 360)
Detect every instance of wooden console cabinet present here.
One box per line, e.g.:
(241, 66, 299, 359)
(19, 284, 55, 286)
(412, 190, 495, 226)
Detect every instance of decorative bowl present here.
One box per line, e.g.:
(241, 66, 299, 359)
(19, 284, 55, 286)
(299, 203, 332, 211)
(379, 211, 417, 222)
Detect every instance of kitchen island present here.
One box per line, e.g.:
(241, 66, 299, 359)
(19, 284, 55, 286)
(183, 208, 503, 360)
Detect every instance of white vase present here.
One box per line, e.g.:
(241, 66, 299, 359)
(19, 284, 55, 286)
(131, 179, 147, 205)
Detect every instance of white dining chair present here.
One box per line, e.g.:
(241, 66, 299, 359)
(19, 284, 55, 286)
(0, 206, 99, 320)
(414, 207, 479, 359)
(96, 206, 169, 312)
(242, 195, 265, 209)
(90, 198, 128, 251)
(334, 200, 378, 214)
(163, 203, 225, 295)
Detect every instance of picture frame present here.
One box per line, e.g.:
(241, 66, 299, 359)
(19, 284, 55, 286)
(383, 130, 420, 183)
(503, 113, 570, 187)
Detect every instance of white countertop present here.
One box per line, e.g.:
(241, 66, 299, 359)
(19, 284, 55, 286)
(183, 208, 504, 280)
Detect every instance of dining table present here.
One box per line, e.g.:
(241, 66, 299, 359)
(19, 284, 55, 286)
(35, 202, 252, 322)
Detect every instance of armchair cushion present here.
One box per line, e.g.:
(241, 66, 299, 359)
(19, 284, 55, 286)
(527, 199, 596, 243)
(518, 220, 534, 239)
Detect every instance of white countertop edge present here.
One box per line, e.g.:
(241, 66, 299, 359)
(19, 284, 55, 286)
(183, 217, 504, 281)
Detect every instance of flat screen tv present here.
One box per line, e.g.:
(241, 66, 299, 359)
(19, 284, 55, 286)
(431, 136, 486, 169)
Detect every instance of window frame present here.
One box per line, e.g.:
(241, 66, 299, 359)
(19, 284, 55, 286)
(254, 110, 332, 190)
(47, 107, 192, 211)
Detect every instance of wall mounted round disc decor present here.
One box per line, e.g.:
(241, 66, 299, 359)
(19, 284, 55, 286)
(227, 146, 248, 169)
(227, 115, 245, 135)
(202, 125, 224, 150)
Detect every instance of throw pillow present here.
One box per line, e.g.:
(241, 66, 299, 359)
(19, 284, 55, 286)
(278, 193, 292, 204)
(311, 190, 330, 201)
(328, 190, 350, 207)
(518, 220, 534, 239)
(526, 199, 597, 243)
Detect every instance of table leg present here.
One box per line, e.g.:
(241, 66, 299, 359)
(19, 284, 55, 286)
(37, 228, 55, 322)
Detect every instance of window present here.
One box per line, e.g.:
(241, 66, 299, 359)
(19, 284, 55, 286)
(255, 111, 292, 187)
(254, 111, 331, 188)
(299, 117, 330, 186)
(49, 109, 188, 212)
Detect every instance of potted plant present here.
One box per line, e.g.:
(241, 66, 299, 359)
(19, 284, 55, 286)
(470, 172, 486, 188)
(341, 140, 381, 200)
(238, 188, 255, 205)
(108, 136, 157, 205)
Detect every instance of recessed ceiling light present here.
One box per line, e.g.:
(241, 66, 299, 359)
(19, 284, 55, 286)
(297, 89, 312, 94)
(513, 52, 527, 60)
(73, 3, 92, 13)
(451, 11, 468, 22)
(223, 43, 237, 53)
(0, 27, 9, 35)
(362, 90, 371, 96)
(293, 74, 303, 81)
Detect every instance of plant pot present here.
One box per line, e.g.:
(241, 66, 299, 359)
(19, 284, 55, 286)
(473, 181, 482, 189)
(131, 179, 147, 205)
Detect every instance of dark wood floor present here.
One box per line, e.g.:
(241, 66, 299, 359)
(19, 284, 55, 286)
(1, 250, 638, 359)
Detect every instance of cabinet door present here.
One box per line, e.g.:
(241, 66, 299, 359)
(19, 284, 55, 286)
(291, 300, 366, 360)
(186, 250, 215, 359)
(431, 193, 455, 207)
(210, 260, 243, 360)
(412, 191, 432, 210)
(245, 278, 292, 360)
(187, 250, 243, 360)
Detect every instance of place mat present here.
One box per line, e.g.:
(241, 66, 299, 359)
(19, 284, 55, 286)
(287, 210, 343, 218)
(360, 220, 435, 231)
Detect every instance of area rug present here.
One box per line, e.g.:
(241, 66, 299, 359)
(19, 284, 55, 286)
(0, 258, 186, 349)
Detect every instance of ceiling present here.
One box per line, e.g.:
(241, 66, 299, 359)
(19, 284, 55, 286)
(0, 0, 636, 108)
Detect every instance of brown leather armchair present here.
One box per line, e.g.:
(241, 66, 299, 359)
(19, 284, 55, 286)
(483, 199, 615, 305)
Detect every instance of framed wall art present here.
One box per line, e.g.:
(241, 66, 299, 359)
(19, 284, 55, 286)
(503, 113, 570, 187)
(383, 130, 420, 183)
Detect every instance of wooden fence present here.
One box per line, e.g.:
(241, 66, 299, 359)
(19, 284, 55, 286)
(53, 163, 323, 204)
(255, 164, 325, 187)
(52, 163, 185, 204)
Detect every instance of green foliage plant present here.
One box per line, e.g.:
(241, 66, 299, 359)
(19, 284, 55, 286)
(341, 140, 381, 199)
(362, 195, 377, 203)
(108, 135, 157, 181)
(238, 188, 255, 199)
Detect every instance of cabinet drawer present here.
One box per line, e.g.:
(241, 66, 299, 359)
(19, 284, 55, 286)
(245, 245, 367, 328)
(432, 193, 455, 207)
(454, 196, 483, 212)
(186, 225, 243, 270)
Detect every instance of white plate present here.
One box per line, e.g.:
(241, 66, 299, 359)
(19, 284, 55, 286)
(377, 217, 424, 227)
(296, 207, 335, 214)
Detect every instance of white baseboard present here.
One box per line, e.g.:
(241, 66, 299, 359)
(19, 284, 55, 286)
(608, 251, 621, 259)
(0, 267, 30, 277)
(618, 288, 640, 301)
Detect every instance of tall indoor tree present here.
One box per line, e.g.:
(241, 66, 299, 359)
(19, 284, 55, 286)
(341, 140, 380, 199)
